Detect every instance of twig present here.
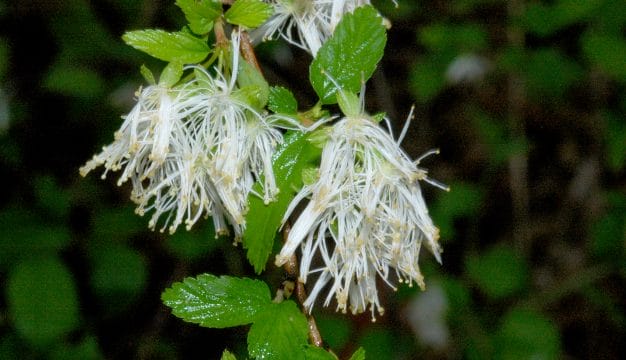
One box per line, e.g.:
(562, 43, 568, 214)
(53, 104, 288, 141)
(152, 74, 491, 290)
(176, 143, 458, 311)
(282, 223, 325, 347)
(240, 31, 264, 75)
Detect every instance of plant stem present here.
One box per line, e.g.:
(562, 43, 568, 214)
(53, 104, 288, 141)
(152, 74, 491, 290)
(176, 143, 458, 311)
(282, 223, 325, 347)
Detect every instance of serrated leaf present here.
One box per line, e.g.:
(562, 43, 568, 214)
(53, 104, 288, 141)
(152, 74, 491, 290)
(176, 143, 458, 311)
(123, 29, 210, 63)
(247, 301, 309, 360)
(159, 61, 184, 87)
(176, 0, 222, 34)
(7, 257, 80, 346)
(310, 6, 386, 104)
(161, 274, 271, 328)
(243, 131, 322, 273)
(225, 0, 273, 28)
(268, 86, 298, 114)
(348, 348, 366, 360)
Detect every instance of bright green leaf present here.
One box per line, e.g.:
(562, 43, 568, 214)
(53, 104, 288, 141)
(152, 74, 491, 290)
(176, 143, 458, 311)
(176, 0, 222, 34)
(466, 244, 528, 299)
(7, 257, 80, 346)
(122, 29, 210, 63)
(243, 131, 322, 273)
(495, 308, 560, 360)
(268, 86, 298, 114)
(247, 301, 309, 360)
(310, 6, 386, 104)
(159, 61, 184, 87)
(225, 0, 273, 28)
(161, 274, 271, 328)
(348, 348, 366, 360)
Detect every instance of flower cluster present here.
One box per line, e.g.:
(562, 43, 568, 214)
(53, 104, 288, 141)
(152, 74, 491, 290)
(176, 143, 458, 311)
(80, 33, 293, 238)
(254, 0, 380, 55)
(276, 100, 445, 319)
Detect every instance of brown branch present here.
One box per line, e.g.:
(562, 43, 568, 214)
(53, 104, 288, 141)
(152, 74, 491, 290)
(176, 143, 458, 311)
(282, 223, 324, 348)
(240, 30, 264, 75)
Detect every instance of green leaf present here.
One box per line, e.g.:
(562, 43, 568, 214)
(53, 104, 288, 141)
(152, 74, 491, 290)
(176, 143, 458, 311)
(221, 349, 237, 360)
(43, 65, 105, 99)
(310, 6, 386, 104)
(235, 59, 270, 109)
(466, 244, 528, 299)
(348, 348, 366, 360)
(7, 256, 80, 346)
(140, 64, 157, 85)
(524, 48, 583, 98)
(161, 274, 272, 328)
(315, 315, 351, 350)
(89, 243, 147, 313)
(122, 29, 210, 63)
(0, 208, 71, 270)
(159, 61, 184, 87)
(268, 86, 298, 114)
(225, 0, 273, 28)
(243, 131, 322, 273)
(304, 346, 337, 360)
(176, 0, 222, 34)
(495, 308, 560, 360)
(247, 301, 309, 360)
(431, 181, 484, 239)
(582, 31, 626, 82)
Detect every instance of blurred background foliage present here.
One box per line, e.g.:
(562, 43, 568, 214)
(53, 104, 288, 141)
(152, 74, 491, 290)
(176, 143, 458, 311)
(0, 0, 624, 359)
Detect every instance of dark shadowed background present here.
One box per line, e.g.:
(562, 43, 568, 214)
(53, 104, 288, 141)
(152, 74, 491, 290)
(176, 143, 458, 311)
(0, 0, 624, 359)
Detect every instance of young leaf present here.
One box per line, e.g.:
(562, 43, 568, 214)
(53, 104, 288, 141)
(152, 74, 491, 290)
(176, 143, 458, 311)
(268, 86, 298, 114)
(310, 6, 386, 104)
(221, 349, 237, 360)
(123, 29, 210, 63)
(243, 131, 322, 273)
(161, 274, 271, 328)
(140, 64, 156, 85)
(247, 301, 309, 360)
(159, 61, 184, 87)
(225, 0, 273, 28)
(176, 0, 222, 35)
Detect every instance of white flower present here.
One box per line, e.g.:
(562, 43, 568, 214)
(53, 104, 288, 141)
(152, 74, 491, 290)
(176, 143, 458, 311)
(276, 105, 445, 319)
(253, 0, 376, 56)
(81, 31, 297, 237)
